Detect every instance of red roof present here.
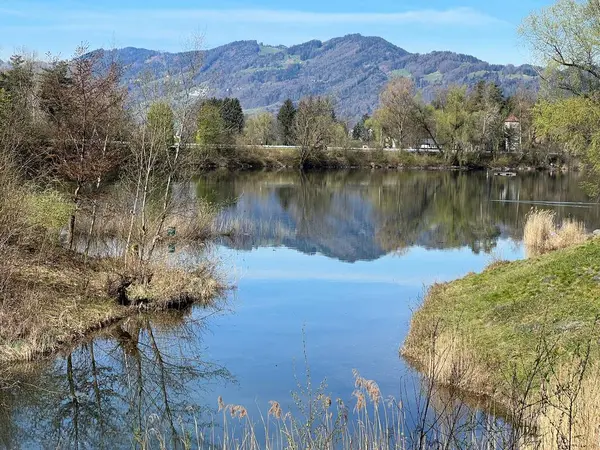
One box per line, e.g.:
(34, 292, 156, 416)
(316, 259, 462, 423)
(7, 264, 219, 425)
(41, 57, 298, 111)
(505, 114, 520, 123)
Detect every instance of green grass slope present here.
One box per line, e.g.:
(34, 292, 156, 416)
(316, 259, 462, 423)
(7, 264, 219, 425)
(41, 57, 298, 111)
(403, 239, 600, 396)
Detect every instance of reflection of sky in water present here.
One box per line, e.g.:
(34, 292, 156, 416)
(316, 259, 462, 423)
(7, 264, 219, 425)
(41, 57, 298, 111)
(197, 240, 524, 415)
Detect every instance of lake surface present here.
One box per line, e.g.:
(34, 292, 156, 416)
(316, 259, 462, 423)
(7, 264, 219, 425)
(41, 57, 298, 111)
(2, 170, 600, 449)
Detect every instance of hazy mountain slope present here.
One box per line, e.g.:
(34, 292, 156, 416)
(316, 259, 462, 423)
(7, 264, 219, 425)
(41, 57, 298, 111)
(97, 34, 539, 121)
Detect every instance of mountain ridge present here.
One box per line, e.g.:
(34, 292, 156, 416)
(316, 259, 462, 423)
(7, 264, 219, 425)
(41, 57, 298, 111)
(96, 34, 540, 121)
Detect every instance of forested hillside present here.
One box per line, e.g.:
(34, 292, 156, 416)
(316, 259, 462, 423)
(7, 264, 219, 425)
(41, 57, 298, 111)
(96, 34, 538, 120)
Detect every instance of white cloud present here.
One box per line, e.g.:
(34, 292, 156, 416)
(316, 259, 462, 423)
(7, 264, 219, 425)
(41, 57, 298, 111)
(124, 7, 505, 26)
(4, 4, 505, 28)
(0, 2, 510, 60)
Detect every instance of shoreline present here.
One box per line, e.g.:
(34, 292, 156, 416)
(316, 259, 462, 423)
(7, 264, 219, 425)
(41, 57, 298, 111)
(401, 240, 600, 446)
(0, 247, 226, 364)
(188, 146, 571, 172)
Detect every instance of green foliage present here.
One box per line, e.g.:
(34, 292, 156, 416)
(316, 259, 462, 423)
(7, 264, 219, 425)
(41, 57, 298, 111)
(352, 114, 371, 141)
(522, 0, 600, 192)
(374, 78, 513, 157)
(196, 103, 226, 146)
(0, 55, 35, 106)
(221, 98, 244, 134)
(520, 0, 600, 95)
(331, 122, 350, 148)
(244, 112, 276, 145)
(196, 98, 244, 146)
(535, 96, 600, 194)
(364, 115, 383, 146)
(39, 61, 71, 120)
(534, 97, 600, 156)
(147, 102, 175, 147)
(24, 190, 74, 234)
(0, 54, 37, 162)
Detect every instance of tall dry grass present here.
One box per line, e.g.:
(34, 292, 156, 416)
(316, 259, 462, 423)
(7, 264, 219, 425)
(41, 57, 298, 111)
(403, 308, 600, 450)
(135, 363, 550, 450)
(523, 209, 587, 257)
(537, 364, 600, 450)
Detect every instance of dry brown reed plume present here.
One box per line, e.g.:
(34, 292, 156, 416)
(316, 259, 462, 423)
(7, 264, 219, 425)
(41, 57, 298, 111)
(218, 397, 248, 419)
(268, 401, 283, 419)
(212, 373, 406, 450)
(138, 351, 600, 450)
(524, 208, 587, 257)
(353, 369, 382, 405)
(201, 367, 525, 450)
(403, 310, 600, 449)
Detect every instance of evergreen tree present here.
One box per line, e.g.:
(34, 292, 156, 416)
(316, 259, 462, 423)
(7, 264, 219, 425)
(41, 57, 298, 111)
(221, 98, 244, 134)
(39, 61, 72, 120)
(352, 114, 370, 141)
(0, 55, 35, 104)
(277, 99, 297, 145)
(1, 55, 39, 166)
(197, 97, 244, 144)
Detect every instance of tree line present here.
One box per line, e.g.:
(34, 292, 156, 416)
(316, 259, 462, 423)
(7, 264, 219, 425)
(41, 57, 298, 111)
(1, 12, 594, 185)
(520, 0, 600, 195)
(219, 81, 541, 167)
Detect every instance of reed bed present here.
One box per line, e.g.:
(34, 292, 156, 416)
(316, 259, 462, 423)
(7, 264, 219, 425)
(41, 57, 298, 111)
(135, 367, 534, 450)
(403, 234, 600, 450)
(0, 162, 227, 362)
(523, 208, 587, 257)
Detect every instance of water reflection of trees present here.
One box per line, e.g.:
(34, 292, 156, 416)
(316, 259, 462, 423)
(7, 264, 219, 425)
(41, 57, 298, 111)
(199, 170, 600, 262)
(0, 312, 232, 449)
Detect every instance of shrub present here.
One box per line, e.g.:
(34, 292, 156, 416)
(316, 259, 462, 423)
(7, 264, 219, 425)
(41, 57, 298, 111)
(24, 190, 74, 236)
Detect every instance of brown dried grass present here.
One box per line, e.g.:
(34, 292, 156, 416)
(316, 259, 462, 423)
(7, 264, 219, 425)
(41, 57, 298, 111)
(524, 209, 588, 257)
(537, 365, 600, 450)
(125, 261, 225, 308)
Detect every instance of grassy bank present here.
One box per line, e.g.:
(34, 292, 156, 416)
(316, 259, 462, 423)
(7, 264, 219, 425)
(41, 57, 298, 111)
(0, 246, 225, 363)
(402, 239, 600, 448)
(191, 145, 566, 171)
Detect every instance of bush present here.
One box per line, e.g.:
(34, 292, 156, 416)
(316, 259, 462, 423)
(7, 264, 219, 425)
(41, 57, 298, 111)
(24, 190, 74, 236)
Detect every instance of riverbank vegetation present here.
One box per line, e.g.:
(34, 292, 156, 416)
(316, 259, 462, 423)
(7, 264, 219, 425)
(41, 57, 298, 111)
(523, 209, 587, 257)
(403, 237, 600, 449)
(0, 47, 226, 362)
(194, 83, 550, 170)
(0, 43, 572, 175)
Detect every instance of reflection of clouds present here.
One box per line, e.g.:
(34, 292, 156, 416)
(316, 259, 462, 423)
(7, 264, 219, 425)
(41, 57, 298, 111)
(223, 241, 524, 289)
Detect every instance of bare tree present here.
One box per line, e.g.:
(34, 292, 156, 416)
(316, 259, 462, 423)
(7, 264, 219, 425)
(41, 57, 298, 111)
(122, 39, 205, 281)
(40, 47, 128, 249)
(293, 96, 336, 167)
(378, 77, 418, 149)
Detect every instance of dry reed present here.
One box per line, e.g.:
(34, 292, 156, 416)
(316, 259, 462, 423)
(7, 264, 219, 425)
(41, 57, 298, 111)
(524, 208, 587, 257)
(537, 364, 600, 449)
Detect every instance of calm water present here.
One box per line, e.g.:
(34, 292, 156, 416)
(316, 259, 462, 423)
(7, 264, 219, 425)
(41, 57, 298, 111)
(2, 170, 600, 449)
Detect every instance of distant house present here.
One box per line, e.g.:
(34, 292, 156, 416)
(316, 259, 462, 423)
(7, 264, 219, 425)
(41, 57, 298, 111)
(419, 138, 441, 152)
(504, 114, 521, 151)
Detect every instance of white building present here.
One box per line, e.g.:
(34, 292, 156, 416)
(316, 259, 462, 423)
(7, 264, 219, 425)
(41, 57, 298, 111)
(504, 115, 521, 152)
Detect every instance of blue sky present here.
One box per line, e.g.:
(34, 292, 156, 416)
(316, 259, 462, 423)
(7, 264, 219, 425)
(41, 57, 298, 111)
(0, 0, 552, 64)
